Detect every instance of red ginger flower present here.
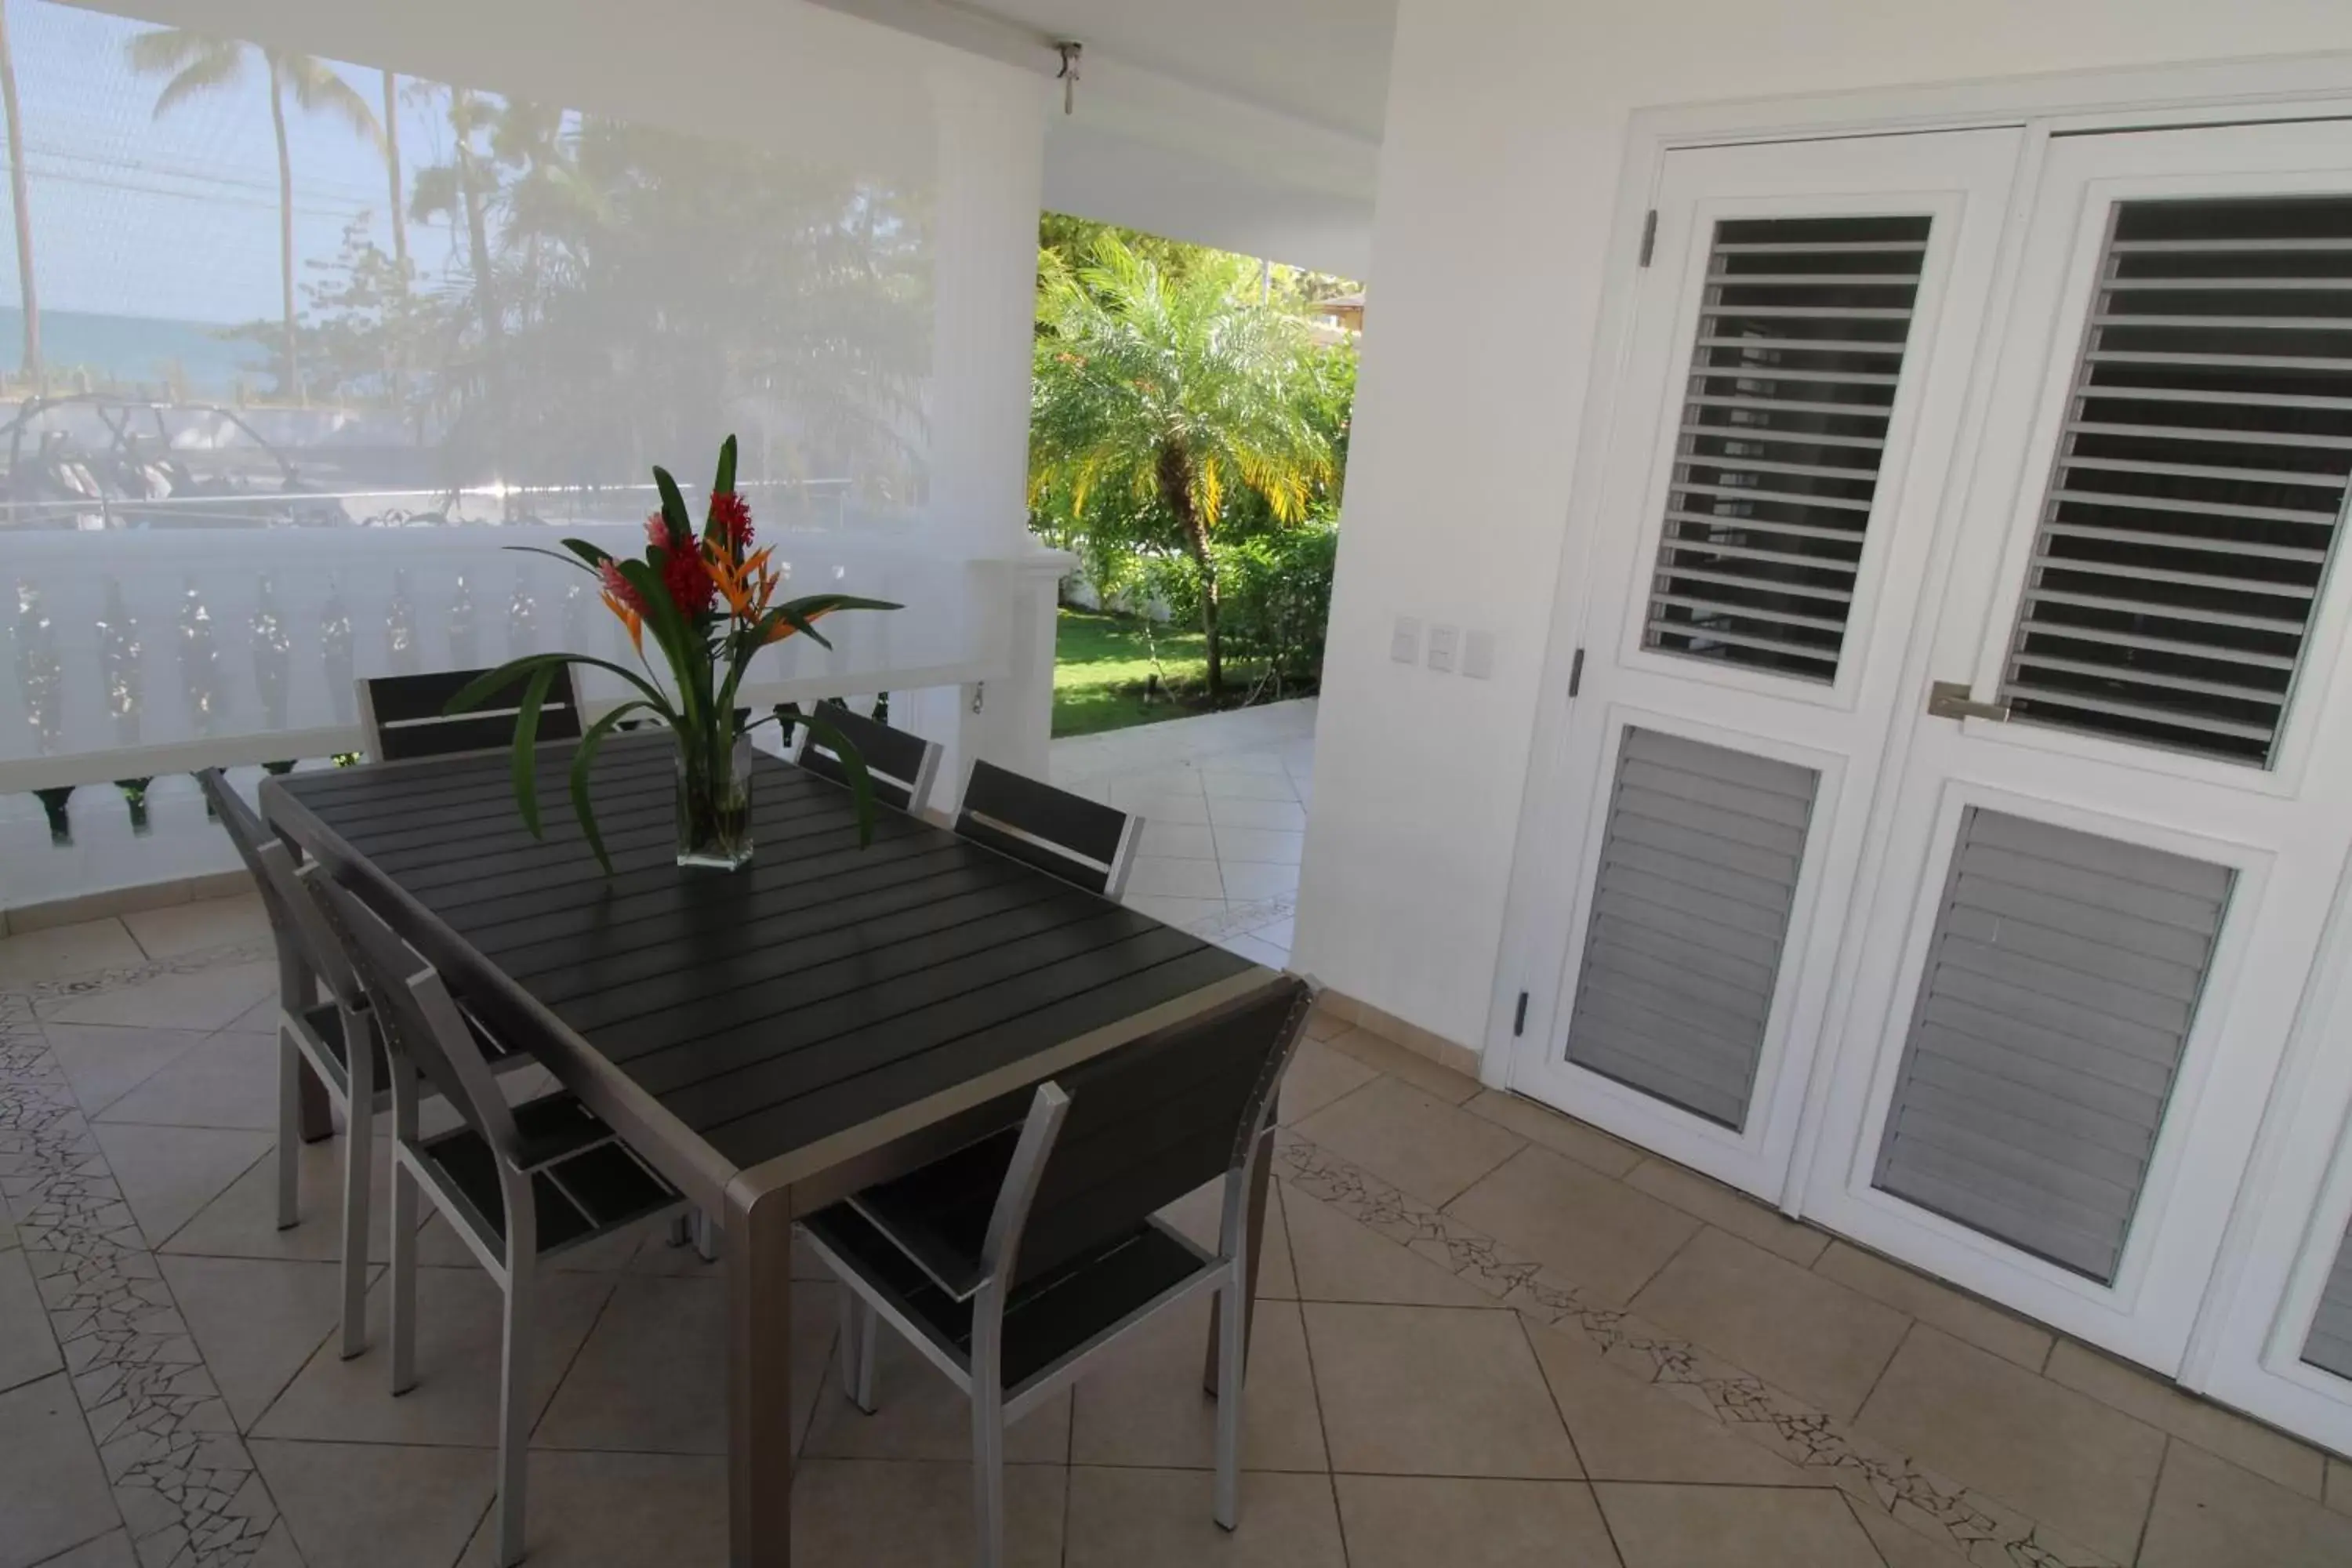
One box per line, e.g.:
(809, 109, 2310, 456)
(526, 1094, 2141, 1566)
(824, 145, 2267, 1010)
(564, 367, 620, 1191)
(709, 491, 754, 554)
(658, 539, 716, 617)
(597, 558, 643, 615)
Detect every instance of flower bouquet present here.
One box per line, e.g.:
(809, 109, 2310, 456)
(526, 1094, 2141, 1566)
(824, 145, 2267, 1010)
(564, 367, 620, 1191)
(448, 434, 898, 873)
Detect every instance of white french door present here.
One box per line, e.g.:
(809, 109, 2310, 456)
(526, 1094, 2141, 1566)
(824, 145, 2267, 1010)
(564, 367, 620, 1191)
(1799, 120, 2352, 1376)
(1504, 129, 2024, 1200)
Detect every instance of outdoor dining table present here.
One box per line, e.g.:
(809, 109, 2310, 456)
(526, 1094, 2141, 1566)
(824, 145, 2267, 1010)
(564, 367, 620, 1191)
(260, 732, 1283, 1567)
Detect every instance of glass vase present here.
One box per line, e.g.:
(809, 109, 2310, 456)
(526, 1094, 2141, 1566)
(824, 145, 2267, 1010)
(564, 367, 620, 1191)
(675, 730, 755, 871)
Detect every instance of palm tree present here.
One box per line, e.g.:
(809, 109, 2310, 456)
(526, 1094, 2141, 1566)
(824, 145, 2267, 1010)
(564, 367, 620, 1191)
(125, 30, 382, 404)
(381, 69, 405, 270)
(0, 1, 39, 383)
(1029, 235, 1336, 699)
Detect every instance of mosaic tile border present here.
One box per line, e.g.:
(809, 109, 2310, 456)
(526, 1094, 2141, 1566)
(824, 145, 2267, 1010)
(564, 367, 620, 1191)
(1, 948, 295, 1567)
(1273, 1128, 2111, 1568)
(1191, 893, 1297, 942)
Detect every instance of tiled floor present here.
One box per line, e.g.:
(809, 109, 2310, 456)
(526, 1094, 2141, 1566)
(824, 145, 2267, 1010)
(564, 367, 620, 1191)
(5, 724, 2352, 1563)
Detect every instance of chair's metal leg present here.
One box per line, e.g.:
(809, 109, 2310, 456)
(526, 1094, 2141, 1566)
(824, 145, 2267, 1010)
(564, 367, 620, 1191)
(387, 1154, 419, 1395)
(693, 1208, 719, 1262)
(971, 1375, 1006, 1568)
(1205, 1127, 1274, 1397)
(1214, 1263, 1246, 1530)
(837, 1290, 877, 1414)
(274, 1027, 302, 1232)
(666, 1213, 693, 1249)
(336, 1012, 373, 1360)
(495, 1205, 536, 1568)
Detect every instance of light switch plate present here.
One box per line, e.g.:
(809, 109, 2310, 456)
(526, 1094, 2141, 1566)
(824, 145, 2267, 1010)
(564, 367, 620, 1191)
(1426, 623, 1459, 673)
(1390, 616, 1422, 665)
(1461, 629, 1495, 680)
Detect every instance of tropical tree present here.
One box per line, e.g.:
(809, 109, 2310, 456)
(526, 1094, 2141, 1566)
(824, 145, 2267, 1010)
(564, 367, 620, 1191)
(125, 30, 382, 405)
(0, 0, 38, 382)
(380, 69, 405, 270)
(1029, 234, 1336, 699)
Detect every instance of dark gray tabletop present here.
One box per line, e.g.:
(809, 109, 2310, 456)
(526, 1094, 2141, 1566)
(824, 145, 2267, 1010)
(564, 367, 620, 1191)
(263, 735, 1261, 1182)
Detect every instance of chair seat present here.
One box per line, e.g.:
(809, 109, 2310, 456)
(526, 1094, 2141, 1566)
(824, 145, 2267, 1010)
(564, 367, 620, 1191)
(844, 1123, 1026, 1300)
(803, 1200, 1212, 1399)
(295, 999, 525, 1104)
(417, 1094, 679, 1259)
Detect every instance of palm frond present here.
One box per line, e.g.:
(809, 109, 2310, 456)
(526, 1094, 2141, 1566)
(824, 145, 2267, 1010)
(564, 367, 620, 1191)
(274, 52, 385, 151)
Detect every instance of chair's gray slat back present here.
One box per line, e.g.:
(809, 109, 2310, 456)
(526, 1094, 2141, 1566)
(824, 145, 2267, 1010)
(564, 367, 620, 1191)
(1871, 807, 2231, 1286)
(308, 873, 521, 1160)
(790, 699, 939, 813)
(361, 666, 584, 763)
(956, 760, 1135, 897)
(197, 768, 361, 1010)
(1007, 975, 1313, 1287)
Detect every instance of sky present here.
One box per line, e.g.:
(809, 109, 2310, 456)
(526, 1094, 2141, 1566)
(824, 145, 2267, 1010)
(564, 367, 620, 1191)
(0, 0, 468, 324)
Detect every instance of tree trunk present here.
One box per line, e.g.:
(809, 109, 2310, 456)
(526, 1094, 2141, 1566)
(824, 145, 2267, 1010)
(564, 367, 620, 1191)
(0, 5, 39, 386)
(382, 70, 405, 270)
(267, 60, 301, 405)
(1156, 443, 1221, 701)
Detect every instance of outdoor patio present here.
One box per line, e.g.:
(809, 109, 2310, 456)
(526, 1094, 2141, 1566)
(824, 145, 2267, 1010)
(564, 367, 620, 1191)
(0, 704, 2345, 1568)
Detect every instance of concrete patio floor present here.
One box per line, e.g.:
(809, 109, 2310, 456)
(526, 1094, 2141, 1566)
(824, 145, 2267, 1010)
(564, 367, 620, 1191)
(1, 701, 2349, 1565)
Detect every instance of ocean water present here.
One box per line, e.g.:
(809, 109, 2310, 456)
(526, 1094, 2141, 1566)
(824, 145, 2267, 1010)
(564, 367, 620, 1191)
(0, 307, 267, 394)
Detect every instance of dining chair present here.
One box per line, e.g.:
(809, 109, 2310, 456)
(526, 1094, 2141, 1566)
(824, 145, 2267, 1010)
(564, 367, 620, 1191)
(784, 697, 942, 814)
(200, 768, 542, 1361)
(953, 759, 1142, 898)
(307, 873, 685, 1568)
(358, 666, 584, 763)
(800, 972, 1317, 1568)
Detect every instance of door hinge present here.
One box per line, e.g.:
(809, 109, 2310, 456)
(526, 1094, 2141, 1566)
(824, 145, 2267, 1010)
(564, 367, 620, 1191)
(1638, 209, 1657, 267)
(1926, 680, 2009, 723)
(1566, 647, 1585, 699)
(1512, 991, 1530, 1037)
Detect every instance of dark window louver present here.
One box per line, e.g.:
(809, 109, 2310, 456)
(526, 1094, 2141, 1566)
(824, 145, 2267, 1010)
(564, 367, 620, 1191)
(1643, 214, 1932, 683)
(2000, 196, 2352, 766)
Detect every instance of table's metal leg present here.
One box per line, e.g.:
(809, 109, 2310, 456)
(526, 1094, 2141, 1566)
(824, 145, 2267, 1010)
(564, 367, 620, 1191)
(727, 1179, 795, 1568)
(1203, 1125, 1274, 1397)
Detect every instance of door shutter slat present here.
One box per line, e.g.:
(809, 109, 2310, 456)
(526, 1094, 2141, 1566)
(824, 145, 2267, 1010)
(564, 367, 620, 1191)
(1645, 213, 1933, 683)
(1566, 729, 1818, 1131)
(2306, 1219, 2352, 1380)
(2000, 194, 2352, 767)
(1874, 808, 2230, 1283)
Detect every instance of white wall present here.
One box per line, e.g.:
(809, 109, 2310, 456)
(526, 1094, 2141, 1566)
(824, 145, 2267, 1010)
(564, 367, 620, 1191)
(1295, 1, 2352, 1049)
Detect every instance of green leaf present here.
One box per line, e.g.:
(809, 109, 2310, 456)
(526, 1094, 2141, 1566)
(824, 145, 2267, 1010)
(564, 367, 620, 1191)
(799, 710, 878, 848)
(510, 662, 559, 838)
(652, 466, 695, 547)
(503, 544, 602, 579)
(713, 434, 738, 499)
(568, 702, 653, 875)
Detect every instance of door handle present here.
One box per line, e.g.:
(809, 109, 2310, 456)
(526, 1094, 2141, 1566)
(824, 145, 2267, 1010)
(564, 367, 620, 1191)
(1926, 681, 2010, 723)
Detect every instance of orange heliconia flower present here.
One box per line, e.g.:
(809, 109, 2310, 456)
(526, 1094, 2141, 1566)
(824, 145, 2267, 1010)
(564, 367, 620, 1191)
(708, 543, 781, 624)
(600, 590, 644, 653)
(762, 605, 833, 645)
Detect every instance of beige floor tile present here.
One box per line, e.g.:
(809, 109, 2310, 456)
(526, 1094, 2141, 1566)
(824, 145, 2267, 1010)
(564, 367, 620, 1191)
(531, 1275, 834, 1457)
(790, 1457, 1064, 1567)
(1303, 1005, 1350, 1042)
(1303, 1302, 1577, 1478)
(1523, 1318, 1811, 1486)
(456, 1450, 725, 1566)
(1854, 1325, 2165, 1563)
(1334, 1475, 1620, 1568)
(1206, 796, 1308, 833)
(1221, 862, 1302, 902)
(1323, 1027, 1481, 1103)
(1138, 821, 1218, 860)
(36, 959, 275, 1033)
(1125, 894, 1229, 930)
(801, 1319, 1072, 1465)
(1843, 1497, 1974, 1566)
(0, 1243, 61, 1396)
(29, 1530, 136, 1568)
(218, 995, 281, 1036)
(2139, 1440, 2352, 1567)
(0, 1374, 121, 1568)
(89, 1122, 273, 1249)
(0, 917, 144, 988)
(1215, 826, 1305, 866)
(1156, 1177, 1296, 1299)
(1594, 1482, 1882, 1567)
(1460, 1091, 1643, 1178)
(1629, 1228, 1907, 1421)
(1622, 1159, 1828, 1266)
(249, 1436, 492, 1568)
(1279, 1182, 1492, 1308)
(1069, 1294, 1325, 1471)
(2330, 1456, 2352, 1516)
(1064, 1465, 1344, 1568)
(1811, 1241, 2052, 1372)
(41, 1023, 206, 1120)
(1126, 855, 1228, 900)
(253, 1265, 614, 1447)
(165, 1133, 410, 1265)
(1443, 1145, 1698, 1308)
(95, 1030, 280, 1131)
(157, 1254, 365, 1430)
(1277, 1037, 1380, 1123)
(2043, 1340, 2325, 1498)
(1294, 1076, 1523, 1207)
(122, 895, 272, 960)
(1115, 790, 1213, 826)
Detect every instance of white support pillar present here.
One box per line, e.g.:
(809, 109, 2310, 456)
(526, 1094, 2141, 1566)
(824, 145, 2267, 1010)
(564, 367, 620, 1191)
(896, 549, 1073, 815)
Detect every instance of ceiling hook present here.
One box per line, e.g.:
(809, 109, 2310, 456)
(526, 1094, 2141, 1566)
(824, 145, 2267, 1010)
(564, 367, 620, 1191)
(1054, 41, 1082, 116)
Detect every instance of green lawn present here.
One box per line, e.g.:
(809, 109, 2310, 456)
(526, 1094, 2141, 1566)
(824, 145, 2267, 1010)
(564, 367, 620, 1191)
(1052, 608, 1210, 737)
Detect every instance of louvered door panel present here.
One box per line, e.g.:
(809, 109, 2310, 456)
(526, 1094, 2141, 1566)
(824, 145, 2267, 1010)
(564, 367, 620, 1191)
(1874, 809, 2232, 1284)
(1564, 729, 1819, 1130)
(2306, 1219, 2352, 1381)
(1643, 215, 1931, 683)
(1999, 197, 2352, 765)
